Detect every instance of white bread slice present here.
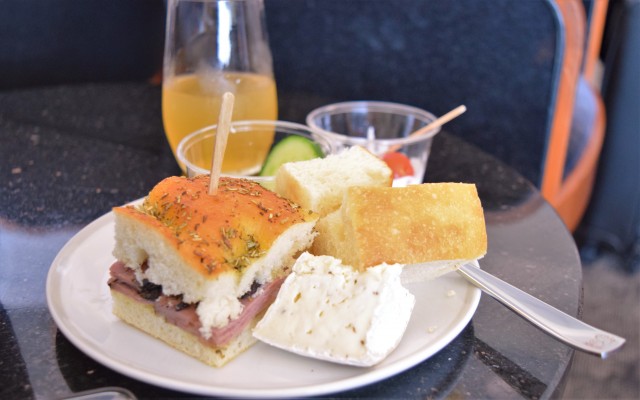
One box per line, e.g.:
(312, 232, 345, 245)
(275, 146, 392, 216)
(253, 252, 415, 367)
(311, 183, 487, 274)
(111, 290, 256, 367)
(112, 176, 318, 338)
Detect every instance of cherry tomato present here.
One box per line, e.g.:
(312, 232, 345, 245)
(382, 152, 414, 178)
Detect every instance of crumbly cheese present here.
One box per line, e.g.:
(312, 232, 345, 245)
(253, 252, 415, 367)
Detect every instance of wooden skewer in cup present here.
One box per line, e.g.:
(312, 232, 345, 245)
(387, 105, 466, 153)
(208, 92, 235, 195)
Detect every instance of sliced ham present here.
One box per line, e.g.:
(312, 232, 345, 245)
(108, 261, 283, 347)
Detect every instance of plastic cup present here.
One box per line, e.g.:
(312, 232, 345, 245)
(306, 101, 440, 185)
(176, 120, 334, 189)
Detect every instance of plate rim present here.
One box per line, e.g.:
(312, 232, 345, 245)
(45, 205, 481, 398)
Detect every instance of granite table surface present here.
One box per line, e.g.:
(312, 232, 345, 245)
(0, 82, 581, 399)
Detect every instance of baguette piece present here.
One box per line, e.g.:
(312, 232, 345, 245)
(275, 146, 392, 217)
(311, 183, 487, 273)
(253, 252, 415, 367)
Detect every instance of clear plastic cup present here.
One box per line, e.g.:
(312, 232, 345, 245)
(176, 120, 334, 189)
(306, 101, 440, 185)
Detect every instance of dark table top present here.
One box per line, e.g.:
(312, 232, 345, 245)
(0, 82, 581, 399)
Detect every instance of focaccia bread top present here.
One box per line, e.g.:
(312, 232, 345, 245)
(115, 175, 317, 279)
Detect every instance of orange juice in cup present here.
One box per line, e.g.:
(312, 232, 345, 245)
(162, 72, 277, 174)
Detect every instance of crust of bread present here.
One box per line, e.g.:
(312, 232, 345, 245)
(310, 210, 345, 259)
(312, 183, 487, 270)
(111, 290, 255, 367)
(275, 146, 392, 216)
(114, 176, 317, 279)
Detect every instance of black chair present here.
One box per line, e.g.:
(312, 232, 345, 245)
(0, 0, 165, 89)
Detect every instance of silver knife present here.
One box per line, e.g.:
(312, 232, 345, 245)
(457, 262, 626, 358)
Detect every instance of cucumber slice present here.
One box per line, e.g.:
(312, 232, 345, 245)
(259, 136, 324, 176)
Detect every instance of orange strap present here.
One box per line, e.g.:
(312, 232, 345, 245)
(541, 0, 585, 202)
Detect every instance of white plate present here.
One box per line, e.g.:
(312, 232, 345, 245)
(46, 206, 480, 398)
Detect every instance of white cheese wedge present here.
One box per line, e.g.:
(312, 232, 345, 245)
(253, 252, 415, 367)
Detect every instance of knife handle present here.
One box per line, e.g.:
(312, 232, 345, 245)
(457, 263, 625, 358)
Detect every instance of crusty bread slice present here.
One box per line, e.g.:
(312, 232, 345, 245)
(275, 146, 392, 217)
(311, 183, 487, 272)
(112, 176, 318, 338)
(313, 213, 469, 282)
(111, 290, 256, 367)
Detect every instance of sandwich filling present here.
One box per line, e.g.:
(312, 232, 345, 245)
(108, 261, 283, 346)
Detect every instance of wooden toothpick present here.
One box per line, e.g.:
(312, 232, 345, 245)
(414, 105, 466, 138)
(388, 105, 466, 153)
(208, 92, 235, 195)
